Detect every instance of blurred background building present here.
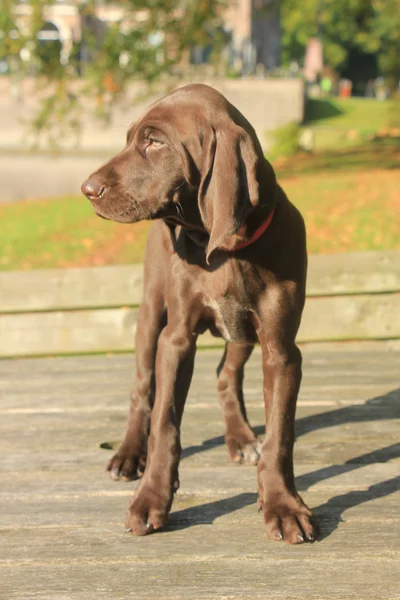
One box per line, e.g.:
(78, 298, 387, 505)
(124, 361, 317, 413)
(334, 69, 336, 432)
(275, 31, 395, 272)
(12, 0, 281, 76)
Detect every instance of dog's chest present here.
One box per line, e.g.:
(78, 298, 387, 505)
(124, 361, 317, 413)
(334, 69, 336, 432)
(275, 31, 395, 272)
(202, 296, 257, 344)
(171, 252, 263, 344)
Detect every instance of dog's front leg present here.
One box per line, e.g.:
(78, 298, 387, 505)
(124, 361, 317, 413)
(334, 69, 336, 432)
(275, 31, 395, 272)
(256, 304, 316, 544)
(125, 323, 196, 535)
(107, 294, 166, 481)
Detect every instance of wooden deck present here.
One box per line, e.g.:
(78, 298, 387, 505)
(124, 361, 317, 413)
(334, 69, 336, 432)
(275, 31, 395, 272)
(1, 343, 399, 599)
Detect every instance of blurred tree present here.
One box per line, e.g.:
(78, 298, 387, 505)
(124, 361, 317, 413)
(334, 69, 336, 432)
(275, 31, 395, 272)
(281, 0, 373, 70)
(0, 0, 227, 147)
(281, 0, 400, 92)
(364, 0, 400, 92)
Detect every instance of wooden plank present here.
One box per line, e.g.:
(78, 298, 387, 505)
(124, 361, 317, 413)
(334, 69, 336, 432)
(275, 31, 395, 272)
(1, 250, 400, 314)
(0, 307, 139, 357)
(0, 264, 144, 313)
(299, 293, 400, 342)
(1, 293, 399, 357)
(306, 250, 400, 296)
(0, 348, 399, 600)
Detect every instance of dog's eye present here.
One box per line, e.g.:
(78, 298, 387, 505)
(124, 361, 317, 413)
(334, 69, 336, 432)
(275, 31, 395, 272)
(148, 138, 164, 148)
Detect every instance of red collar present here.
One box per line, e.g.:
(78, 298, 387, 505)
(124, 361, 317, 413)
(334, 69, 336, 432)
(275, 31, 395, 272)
(231, 206, 275, 251)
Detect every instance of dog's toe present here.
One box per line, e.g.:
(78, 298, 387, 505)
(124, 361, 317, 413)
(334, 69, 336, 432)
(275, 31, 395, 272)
(262, 495, 317, 545)
(107, 451, 146, 481)
(241, 440, 261, 465)
(228, 436, 262, 466)
(125, 480, 172, 536)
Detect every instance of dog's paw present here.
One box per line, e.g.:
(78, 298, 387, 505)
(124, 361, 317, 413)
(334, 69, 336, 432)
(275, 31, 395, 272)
(227, 436, 262, 466)
(107, 446, 147, 481)
(124, 480, 175, 535)
(258, 492, 317, 544)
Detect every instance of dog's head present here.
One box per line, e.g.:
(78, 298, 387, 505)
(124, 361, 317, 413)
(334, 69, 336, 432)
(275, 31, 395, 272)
(81, 84, 276, 261)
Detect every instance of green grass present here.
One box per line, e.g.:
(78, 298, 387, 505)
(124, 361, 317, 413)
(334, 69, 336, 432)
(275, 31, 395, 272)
(0, 197, 150, 270)
(1, 143, 399, 270)
(2, 100, 399, 270)
(302, 97, 399, 150)
(274, 138, 400, 177)
(304, 97, 396, 129)
(282, 167, 400, 253)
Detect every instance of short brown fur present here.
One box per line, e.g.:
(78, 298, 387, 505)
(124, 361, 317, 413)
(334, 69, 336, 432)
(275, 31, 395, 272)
(82, 84, 316, 544)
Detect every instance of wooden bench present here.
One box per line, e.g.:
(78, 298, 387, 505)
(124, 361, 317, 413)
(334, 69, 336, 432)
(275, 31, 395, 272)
(1, 250, 399, 357)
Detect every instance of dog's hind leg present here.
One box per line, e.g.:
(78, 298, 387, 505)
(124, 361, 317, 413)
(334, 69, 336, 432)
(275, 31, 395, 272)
(217, 342, 262, 465)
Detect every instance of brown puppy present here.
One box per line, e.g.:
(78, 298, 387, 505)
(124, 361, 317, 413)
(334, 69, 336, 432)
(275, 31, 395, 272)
(82, 84, 316, 544)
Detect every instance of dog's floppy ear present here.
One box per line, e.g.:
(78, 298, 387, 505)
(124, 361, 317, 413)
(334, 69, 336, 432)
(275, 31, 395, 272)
(198, 122, 274, 263)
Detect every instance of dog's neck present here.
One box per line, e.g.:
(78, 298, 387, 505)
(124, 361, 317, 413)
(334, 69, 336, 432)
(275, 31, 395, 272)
(217, 200, 277, 253)
(165, 187, 278, 253)
(166, 202, 277, 253)
(223, 205, 276, 252)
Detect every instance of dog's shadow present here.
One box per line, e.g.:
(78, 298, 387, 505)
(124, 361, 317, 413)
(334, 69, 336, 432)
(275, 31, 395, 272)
(182, 387, 400, 459)
(166, 492, 258, 531)
(168, 442, 400, 536)
(170, 388, 400, 538)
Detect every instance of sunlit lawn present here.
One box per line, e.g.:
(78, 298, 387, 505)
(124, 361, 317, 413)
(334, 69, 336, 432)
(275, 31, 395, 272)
(1, 164, 399, 270)
(283, 168, 400, 253)
(0, 196, 150, 270)
(305, 97, 398, 131)
(303, 97, 399, 150)
(2, 95, 399, 270)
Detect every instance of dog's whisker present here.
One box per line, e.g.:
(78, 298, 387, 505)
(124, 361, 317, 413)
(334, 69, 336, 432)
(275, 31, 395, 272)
(176, 202, 185, 221)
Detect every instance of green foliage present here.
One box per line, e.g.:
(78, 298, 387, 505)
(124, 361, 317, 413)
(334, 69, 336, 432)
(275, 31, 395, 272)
(387, 96, 400, 129)
(0, 0, 226, 144)
(281, 0, 400, 90)
(269, 121, 302, 159)
(366, 0, 400, 91)
(281, 0, 373, 69)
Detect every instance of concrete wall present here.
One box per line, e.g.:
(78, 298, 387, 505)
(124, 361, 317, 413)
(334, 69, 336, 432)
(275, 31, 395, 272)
(0, 77, 303, 201)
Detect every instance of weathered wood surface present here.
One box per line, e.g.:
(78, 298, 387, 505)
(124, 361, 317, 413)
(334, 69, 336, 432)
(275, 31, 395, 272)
(305, 250, 400, 296)
(1, 251, 399, 313)
(300, 294, 400, 341)
(0, 307, 139, 356)
(1, 294, 400, 357)
(0, 264, 145, 313)
(0, 343, 399, 599)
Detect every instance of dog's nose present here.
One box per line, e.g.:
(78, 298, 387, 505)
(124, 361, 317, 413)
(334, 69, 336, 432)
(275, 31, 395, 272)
(81, 177, 105, 201)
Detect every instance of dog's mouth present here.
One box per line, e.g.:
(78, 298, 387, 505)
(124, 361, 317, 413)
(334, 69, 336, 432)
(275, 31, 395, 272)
(119, 205, 138, 218)
(94, 203, 139, 221)
(94, 196, 173, 224)
(95, 211, 109, 220)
